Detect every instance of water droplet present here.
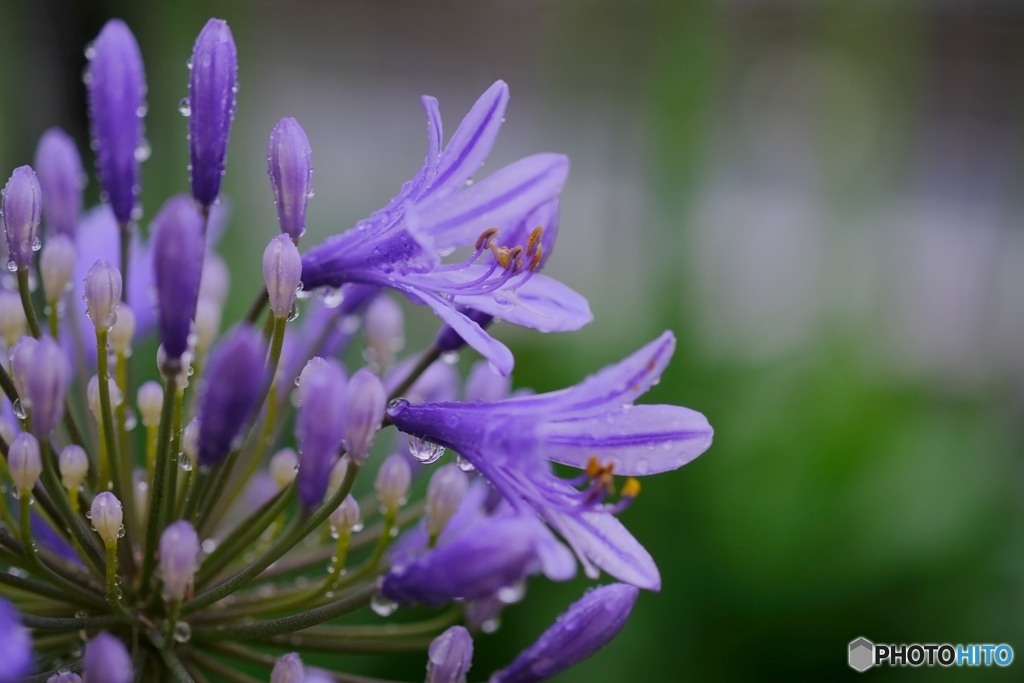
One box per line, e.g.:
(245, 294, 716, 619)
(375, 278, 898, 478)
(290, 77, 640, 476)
(201, 539, 217, 554)
(497, 581, 525, 604)
(286, 303, 300, 322)
(31, 237, 42, 252)
(370, 593, 398, 617)
(180, 458, 193, 472)
(173, 621, 192, 643)
(177, 98, 192, 117)
(387, 398, 409, 411)
(11, 399, 26, 420)
(481, 617, 501, 633)
(635, 458, 650, 475)
(6, 260, 17, 272)
(441, 351, 460, 364)
(123, 408, 137, 431)
(456, 455, 475, 473)
(320, 288, 344, 309)
(408, 436, 444, 464)
(134, 141, 151, 163)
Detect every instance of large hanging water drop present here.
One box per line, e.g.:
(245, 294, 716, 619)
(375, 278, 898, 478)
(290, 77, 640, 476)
(408, 436, 444, 464)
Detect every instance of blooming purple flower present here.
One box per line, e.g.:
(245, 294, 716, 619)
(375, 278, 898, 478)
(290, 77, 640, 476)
(188, 18, 238, 207)
(151, 195, 205, 363)
(84, 631, 132, 683)
(267, 117, 313, 242)
(0, 598, 32, 683)
(86, 19, 145, 225)
(196, 325, 267, 465)
(26, 336, 71, 436)
(35, 128, 85, 237)
(490, 583, 639, 683)
(427, 626, 473, 683)
(387, 331, 713, 590)
(2, 165, 42, 269)
(299, 81, 590, 375)
(296, 357, 347, 508)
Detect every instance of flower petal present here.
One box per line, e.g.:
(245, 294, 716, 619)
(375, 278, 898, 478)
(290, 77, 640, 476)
(455, 272, 592, 333)
(547, 510, 661, 591)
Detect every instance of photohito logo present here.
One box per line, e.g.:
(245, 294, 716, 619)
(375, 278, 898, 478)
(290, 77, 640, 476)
(848, 637, 1013, 672)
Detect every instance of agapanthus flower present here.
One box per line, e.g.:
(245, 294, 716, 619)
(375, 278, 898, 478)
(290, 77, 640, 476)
(188, 18, 238, 208)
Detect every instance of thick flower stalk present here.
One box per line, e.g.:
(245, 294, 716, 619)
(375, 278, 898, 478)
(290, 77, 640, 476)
(0, 16, 712, 683)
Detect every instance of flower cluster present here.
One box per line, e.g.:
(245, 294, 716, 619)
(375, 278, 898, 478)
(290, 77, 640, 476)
(0, 16, 712, 683)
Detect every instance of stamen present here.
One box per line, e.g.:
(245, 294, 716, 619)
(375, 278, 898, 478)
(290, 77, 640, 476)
(525, 225, 544, 258)
(475, 227, 499, 250)
(528, 244, 544, 271)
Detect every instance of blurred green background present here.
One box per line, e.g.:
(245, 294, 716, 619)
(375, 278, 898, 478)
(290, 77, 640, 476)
(3, 0, 1023, 680)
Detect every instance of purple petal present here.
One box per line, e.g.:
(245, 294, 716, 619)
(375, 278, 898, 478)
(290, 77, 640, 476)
(453, 271, 592, 333)
(0, 599, 31, 683)
(547, 510, 660, 591)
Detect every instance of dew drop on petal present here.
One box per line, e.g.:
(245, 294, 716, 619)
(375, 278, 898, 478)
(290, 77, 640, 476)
(408, 436, 444, 464)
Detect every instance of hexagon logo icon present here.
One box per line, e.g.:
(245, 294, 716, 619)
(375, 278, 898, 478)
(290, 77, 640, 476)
(849, 637, 875, 672)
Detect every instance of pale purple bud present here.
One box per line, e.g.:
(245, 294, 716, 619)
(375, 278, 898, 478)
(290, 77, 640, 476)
(327, 456, 349, 497)
(464, 361, 511, 403)
(263, 233, 302, 317)
(188, 19, 238, 207)
(427, 626, 473, 683)
(426, 465, 467, 537)
(386, 357, 459, 404)
(2, 165, 42, 269)
(0, 291, 25, 344)
(40, 234, 77, 302)
(84, 631, 132, 683)
(376, 453, 411, 513)
(8, 337, 38, 400)
(194, 296, 222, 352)
(8, 433, 41, 495)
(151, 195, 204, 363)
(269, 447, 298, 489)
(59, 444, 89, 490)
(35, 128, 85, 236)
(0, 598, 32, 682)
(27, 337, 70, 436)
(86, 20, 145, 225)
(344, 368, 385, 464)
(90, 491, 123, 545)
(137, 380, 163, 426)
(199, 252, 229, 305)
(109, 304, 135, 353)
(159, 520, 200, 600)
(364, 294, 404, 367)
(196, 326, 267, 465)
(270, 652, 304, 683)
(83, 259, 121, 330)
(47, 673, 82, 683)
(490, 584, 639, 683)
(296, 357, 346, 508)
(267, 117, 313, 241)
(329, 494, 360, 532)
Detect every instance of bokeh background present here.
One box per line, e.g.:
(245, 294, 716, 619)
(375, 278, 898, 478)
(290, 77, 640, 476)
(2, 0, 1023, 680)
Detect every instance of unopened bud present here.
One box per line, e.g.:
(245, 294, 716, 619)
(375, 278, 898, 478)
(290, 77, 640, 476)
(271, 652, 304, 683)
(90, 491, 123, 545)
(88, 375, 123, 423)
(8, 337, 39, 400)
(27, 337, 70, 436)
(376, 454, 411, 513)
(344, 368, 386, 464)
(8, 433, 41, 495)
(194, 296, 222, 353)
(263, 233, 302, 317)
(269, 448, 299, 489)
(35, 127, 85, 238)
(108, 304, 135, 353)
(329, 494, 360, 532)
(59, 444, 89, 490)
(137, 381, 164, 426)
(2, 166, 42, 269)
(267, 117, 313, 242)
(199, 253, 229, 306)
(159, 520, 200, 600)
(464, 361, 511, 403)
(40, 234, 77, 302)
(427, 626, 474, 683)
(0, 291, 26, 345)
(83, 259, 121, 330)
(327, 457, 349, 497)
(364, 294, 404, 367)
(46, 672, 82, 683)
(426, 465, 467, 537)
(83, 631, 132, 683)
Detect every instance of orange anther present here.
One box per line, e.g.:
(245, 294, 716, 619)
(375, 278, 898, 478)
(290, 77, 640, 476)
(525, 225, 544, 257)
(621, 478, 641, 498)
(586, 456, 602, 478)
(529, 244, 544, 271)
(475, 227, 500, 250)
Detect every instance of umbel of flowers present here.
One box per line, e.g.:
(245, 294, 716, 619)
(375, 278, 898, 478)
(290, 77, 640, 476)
(0, 16, 713, 683)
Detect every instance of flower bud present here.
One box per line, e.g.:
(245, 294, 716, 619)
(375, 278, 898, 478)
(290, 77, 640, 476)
(0, 598, 32, 681)
(296, 357, 346, 509)
(0, 291, 26, 345)
(329, 494, 360, 532)
(464, 361, 511, 403)
(271, 652, 304, 683)
(84, 631, 132, 683)
(47, 673, 82, 683)
(2, 165, 42, 269)
(59, 444, 89, 490)
(159, 520, 200, 600)
(88, 375, 123, 424)
(267, 117, 313, 241)
(90, 491, 123, 545)
(364, 294, 404, 368)
(426, 465, 467, 537)
(8, 433, 41, 495)
(151, 195, 204, 363)
(0, 418, 17, 446)
(194, 296, 222, 353)
(137, 381, 163, 426)
(269, 447, 298, 489)
(327, 456, 349, 497)
(263, 234, 302, 317)
(199, 252, 229, 305)
(8, 337, 38, 400)
(86, 19, 145, 225)
(376, 454, 411, 514)
(188, 19, 238, 207)
(344, 368, 385, 464)
(427, 626, 473, 683)
(182, 419, 200, 468)
(40, 234, 77, 302)
(84, 259, 122, 331)
(35, 128, 85, 237)
(108, 304, 135, 353)
(196, 326, 267, 466)
(27, 337, 70, 436)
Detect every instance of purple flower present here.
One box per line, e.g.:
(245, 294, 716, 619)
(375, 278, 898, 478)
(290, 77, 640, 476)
(387, 331, 713, 590)
(300, 81, 590, 375)
(196, 325, 267, 465)
(0, 598, 31, 683)
(271, 652, 304, 683)
(26, 336, 71, 436)
(296, 357, 347, 508)
(343, 368, 385, 464)
(490, 583, 639, 683)
(263, 233, 302, 317)
(151, 195, 204, 363)
(427, 626, 473, 683)
(83, 258, 122, 331)
(267, 117, 313, 241)
(2, 165, 42, 269)
(160, 520, 200, 600)
(35, 128, 85, 236)
(86, 19, 145, 225)
(188, 18, 237, 207)
(84, 631, 132, 683)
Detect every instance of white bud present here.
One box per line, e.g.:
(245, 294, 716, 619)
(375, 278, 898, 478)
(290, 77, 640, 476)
(8, 433, 41, 495)
(87, 375, 123, 423)
(137, 381, 164, 427)
(108, 304, 135, 354)
(194, 296, 222, 353)
(375, 454, 411, 513)
(59, 444, 89, 490)
(425, 464, 467, 537)
(329, 494, 360, 532)
(40, 234, 77, 302)
(269, 448, 299, 489)
(0, 291, 26, 346)
(90, 491, 123, 545)
(182, 419, 200, 467)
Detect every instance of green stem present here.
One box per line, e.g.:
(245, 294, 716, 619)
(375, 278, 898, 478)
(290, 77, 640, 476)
(104, 541, 134, 622)
(139, 373, 177, 598)
(20, 660, 83, 683)
(16, 267, 42, 339)
(162, 387, 185, 526)
(37, 442, 107, 574)
(46, 300, 59, 339)
(157, 646, 195, 683)
(187, 650, 261, 683)
(96, 329, 135, 546)
(17, 495, 104, 604)
(244, 290, 269, 324)
(119, 221, 131, 304)
(0, 561, 103, 606)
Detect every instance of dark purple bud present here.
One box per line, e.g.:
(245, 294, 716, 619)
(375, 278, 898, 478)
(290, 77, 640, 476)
(84, 631, 132, 683)
(35, 128, 85, 237)
(196, 326, 267, 465)
(263, 233, 302, 317)
(27, 336, 70, 437)
(434, 306, 494, 353)
(426, 626, 473, 683)
(491, 583, 639, 683)
(86, 19, 145, 224)
(151, 195, 204, 363)
(0, 598, 32, 682)
(296, 357, 347, 508)
(188, 19, 238, 207)
(267, 117, 313, 241)
(2, 165, 42, 269)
